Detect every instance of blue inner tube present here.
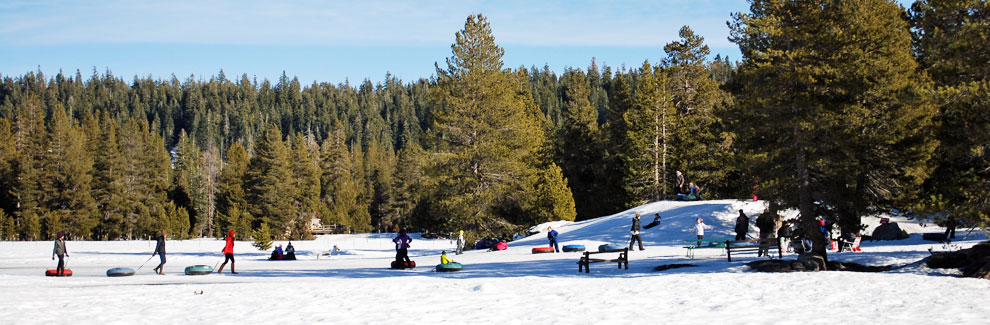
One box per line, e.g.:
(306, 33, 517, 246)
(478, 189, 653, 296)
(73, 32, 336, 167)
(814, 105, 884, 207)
(184, 265, 214, 275)
(436, 262, 463, 272)
(106, 267, 135, 277)
(562, 244, 585, 252)
(598, 244, 625, 252)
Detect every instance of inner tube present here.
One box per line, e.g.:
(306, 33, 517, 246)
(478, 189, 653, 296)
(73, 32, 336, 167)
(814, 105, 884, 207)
(391, 260, 416, 269)
(532, 247, 555, 254)
(106, 267, 135, 277)
(562, 244, 586, 252)
(598, 244, 625, 252)
(45, 269, 72, 277)
(436, 262, 463, 272)
(184, 265, 214, 275)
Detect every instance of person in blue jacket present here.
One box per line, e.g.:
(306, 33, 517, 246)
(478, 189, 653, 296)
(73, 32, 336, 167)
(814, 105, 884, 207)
(547, 226, 560, 253)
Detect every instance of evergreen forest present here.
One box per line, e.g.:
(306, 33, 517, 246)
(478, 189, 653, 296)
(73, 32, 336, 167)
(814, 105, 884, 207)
(0, 1, 986, 251)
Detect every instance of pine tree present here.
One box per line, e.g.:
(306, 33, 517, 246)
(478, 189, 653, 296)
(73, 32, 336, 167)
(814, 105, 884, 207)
(729, 0, 937, 259)
(288, 132, 321, 239)
(429, 14, 550, 236)
(252, 221, 273, 251)
(320, 121, 364, 231)
(245, 124, 295, 238)
(555, 69, 604, 220)
(41, 105, 97, 238)
(216, 142, 249, 237)
(172, 129, 205, 237)
(625, 61, 674, 204)
(663, 26, 731, 197)
(910, 0, 990, 227)
(12, 95, 47, 240)
(91, 112, 127, 239)
(527, 163, 576, 223)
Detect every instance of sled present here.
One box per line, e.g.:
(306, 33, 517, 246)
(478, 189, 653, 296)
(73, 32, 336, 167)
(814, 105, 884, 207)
(562, 244, 585, 252)
(532, 247, 555, 254)
(391, 260, 416, 269)
(436, 262, 463, 272)
(45, 269, 72, 277)
(106, 267, 135, 277)
(644, 220, 662, 229)
(184, 265, 214, 275)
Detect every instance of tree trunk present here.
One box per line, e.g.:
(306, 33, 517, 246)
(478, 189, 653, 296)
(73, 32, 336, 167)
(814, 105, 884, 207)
(795, 141, 828, 266)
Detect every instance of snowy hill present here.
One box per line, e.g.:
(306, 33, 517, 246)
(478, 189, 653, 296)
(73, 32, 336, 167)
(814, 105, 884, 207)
(1, 200, 988, 323)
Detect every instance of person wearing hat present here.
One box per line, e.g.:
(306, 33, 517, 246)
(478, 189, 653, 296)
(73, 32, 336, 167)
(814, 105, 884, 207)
(456, 230, 465, 255)
(52, 232, 69, 276)
(440, 251, 454, 265)
(218, 229, 237, 274)
(152, 230, 167, 275)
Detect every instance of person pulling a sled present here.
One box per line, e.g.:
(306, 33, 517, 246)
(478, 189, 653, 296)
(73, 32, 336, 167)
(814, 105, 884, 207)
(218, 229, 237, 274)
(152, 230, 167, 274)
(52, 232, 69, 276)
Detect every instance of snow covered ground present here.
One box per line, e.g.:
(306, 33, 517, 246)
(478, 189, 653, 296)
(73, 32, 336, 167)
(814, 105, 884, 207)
(2, 200, 988, 324)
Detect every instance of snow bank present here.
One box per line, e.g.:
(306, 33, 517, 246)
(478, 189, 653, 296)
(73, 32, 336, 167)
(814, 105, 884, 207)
(1, 200, 987, 323)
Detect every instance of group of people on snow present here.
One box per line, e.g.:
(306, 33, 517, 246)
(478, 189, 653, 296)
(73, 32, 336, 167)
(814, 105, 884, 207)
(269, 242, 297, 260)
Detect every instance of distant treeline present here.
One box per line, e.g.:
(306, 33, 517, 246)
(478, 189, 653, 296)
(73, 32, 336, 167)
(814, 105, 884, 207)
(0, 1, 986, 245)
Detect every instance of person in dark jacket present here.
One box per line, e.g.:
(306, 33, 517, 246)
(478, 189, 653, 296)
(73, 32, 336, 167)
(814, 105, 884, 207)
(152, 230, 167, 275)
(756, 209, 775, 256)
(52, 232, 69, 276)
(285, 242, 296, 260)
(777, 221, 793, 252)
(675, 170, 685, 193)
(734, 210, 749, 240)
(393, 229, 413, 268)
(629, 213, 644, 251)
(547, 226, 560, 253)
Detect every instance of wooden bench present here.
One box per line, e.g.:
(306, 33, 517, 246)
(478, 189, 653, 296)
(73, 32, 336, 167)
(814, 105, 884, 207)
(577, 248, 629, 273)
(683, 239, 729, 258)
(725, 238, 782, 262)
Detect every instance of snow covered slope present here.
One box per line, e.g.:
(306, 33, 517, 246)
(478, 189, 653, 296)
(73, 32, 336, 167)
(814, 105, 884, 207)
(1, 200, 987, 324)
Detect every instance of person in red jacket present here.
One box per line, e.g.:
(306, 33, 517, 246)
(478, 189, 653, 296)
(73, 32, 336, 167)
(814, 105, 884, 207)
(217, 229, 237, 274)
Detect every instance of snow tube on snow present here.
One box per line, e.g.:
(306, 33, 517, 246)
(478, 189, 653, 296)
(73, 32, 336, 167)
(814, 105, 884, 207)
(391, 261, 416, 269)
(562, 244, 585, 252)
(184, 265, 214, 275)
(106, 267, 135, 277)
(436, 262, 463, 272)
(45, 269, 72, 277)
(598, 244, 625, 252)
(532, 247, 555, 254)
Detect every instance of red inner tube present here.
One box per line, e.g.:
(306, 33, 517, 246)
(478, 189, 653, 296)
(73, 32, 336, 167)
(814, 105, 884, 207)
(532, 247, 555, 253)
(45, 269, 73, 277)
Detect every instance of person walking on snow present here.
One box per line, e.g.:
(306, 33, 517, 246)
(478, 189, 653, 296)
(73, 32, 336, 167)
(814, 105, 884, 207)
(218, 229, 237, 274)
(629, 213, 645, 251)
(152, 230, 167, 275)
(692, 218, 714, 247)
(456, 230, 465, 255)
(393, 229, 413, 268)
(734, 210, 749, 240)
(756, 209, 776, 256)
(547, 226, 560, 252)
(52, 232, 69, 276)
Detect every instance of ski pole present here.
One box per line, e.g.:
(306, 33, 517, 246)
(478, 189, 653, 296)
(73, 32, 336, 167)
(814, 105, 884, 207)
(136, 255, 154, 271)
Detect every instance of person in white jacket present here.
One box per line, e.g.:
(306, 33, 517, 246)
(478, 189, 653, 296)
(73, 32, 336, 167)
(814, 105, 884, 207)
(692, 218, 714, 247)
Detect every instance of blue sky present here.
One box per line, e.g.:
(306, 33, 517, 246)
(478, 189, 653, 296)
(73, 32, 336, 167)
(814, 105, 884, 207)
(0, 0, 909, 85)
